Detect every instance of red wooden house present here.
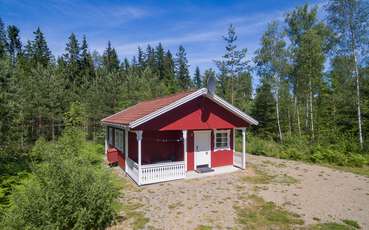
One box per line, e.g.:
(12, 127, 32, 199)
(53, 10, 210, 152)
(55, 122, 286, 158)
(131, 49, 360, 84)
(101, 88, 258, 185)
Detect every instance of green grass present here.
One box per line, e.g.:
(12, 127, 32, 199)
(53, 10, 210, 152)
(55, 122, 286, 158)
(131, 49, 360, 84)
(309, 222, 356, 230)
(241, 165, 298, 185)
(195, 225, 212, 230)
(342, 219, 360, 229)
(121, 202, 149, 230)
(331, 165, 369, 178)
(234, 194, 304, 229)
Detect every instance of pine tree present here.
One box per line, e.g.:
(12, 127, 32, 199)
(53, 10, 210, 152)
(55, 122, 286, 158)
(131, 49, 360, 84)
(31, 27, 52, 66)
(102, 41, 119, 73)
(215, 24, 249, 104)
(193, 66, 202, 89)
(80, 35, 95, 81)
(163, 50, 176, 92)
(7, 25, 22, 64)
(175, 45, 191, 90)
(252, 78, 276, 137)
(0, 18, 7, 58)
(155, 43, 165, 80)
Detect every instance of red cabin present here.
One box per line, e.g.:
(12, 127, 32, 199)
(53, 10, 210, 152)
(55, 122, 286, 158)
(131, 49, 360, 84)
(101, 88, 258, 185)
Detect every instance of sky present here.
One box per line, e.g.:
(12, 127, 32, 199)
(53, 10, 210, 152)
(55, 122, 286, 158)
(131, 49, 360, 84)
(0, 0, 324, 85)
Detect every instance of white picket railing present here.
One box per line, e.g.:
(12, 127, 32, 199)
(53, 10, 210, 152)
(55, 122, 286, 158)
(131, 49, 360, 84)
(140, 161, 185, 185)
(126, 157, 139, 184)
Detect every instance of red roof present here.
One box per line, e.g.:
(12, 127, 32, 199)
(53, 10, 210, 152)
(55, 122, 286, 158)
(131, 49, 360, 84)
(102, 90, 196, 125)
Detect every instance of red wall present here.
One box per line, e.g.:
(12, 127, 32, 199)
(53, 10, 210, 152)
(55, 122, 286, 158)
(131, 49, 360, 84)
(128, 131, 183, 165)
(186, 129, 233, 171)
(135, 96, 249, 131)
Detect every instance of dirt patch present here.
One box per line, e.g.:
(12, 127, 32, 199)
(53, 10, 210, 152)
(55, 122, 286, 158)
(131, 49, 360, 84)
(110, 155, 369, 229)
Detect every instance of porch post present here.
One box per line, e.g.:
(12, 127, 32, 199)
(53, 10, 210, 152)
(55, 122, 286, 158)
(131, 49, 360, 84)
(124, 128, 128, 172)
(136, 130, 143, 185)
(242, 128, 246, 169)
(182, 130, 188, 171)
(105, 126, 108, 154)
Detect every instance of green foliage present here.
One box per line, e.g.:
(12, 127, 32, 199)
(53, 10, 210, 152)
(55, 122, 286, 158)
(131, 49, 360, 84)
(248, 134, 369, 169)
(1, 129, 119, 229)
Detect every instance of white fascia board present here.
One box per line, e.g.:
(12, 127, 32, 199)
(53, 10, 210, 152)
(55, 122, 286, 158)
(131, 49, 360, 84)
(129, 88, 208, 128)
(208, 94, 259, 125)
(101, 122, 128, 129)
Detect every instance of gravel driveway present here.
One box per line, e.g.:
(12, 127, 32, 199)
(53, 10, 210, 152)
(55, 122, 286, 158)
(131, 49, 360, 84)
(112, 154, 369, 229)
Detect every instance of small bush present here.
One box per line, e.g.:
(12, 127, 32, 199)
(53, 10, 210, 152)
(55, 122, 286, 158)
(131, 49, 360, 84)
(1, 129, 119, 229)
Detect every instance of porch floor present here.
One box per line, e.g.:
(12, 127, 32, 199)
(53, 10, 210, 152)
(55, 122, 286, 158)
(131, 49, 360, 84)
(185, 165, 241, 180)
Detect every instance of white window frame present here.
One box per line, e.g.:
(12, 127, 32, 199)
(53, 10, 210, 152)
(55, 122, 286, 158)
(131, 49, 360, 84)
(214, 130, 230, 151)
(108, 127, 114, 146)
(115, 128, 124, 152)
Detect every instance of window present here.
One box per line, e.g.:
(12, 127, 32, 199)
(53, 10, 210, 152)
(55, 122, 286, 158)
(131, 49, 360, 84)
(215, 130, 230, 150)
(114, 129, 125, 152)
(108, 127, 114, 145)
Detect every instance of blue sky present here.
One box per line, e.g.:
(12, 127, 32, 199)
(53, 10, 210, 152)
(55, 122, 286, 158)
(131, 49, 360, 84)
(1, 0, 323, 83)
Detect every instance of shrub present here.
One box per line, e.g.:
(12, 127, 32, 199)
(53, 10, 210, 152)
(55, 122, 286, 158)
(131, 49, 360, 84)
(1, 129, 119, 229)
(346, 154, 368, 167)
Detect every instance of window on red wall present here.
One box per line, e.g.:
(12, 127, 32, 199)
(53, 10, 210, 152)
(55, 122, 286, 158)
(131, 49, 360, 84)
(108, 127, 114, 145)
(114, 128, 125, 152)
(215, 130, 230, 151)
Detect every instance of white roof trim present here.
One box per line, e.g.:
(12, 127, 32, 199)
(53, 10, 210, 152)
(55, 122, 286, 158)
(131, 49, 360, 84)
(207, 94, 259, 125)
(129, 88, 208, 128)
(129, 87, 258, 128)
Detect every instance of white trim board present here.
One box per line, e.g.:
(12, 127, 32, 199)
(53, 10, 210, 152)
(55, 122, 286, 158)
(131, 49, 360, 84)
(128, 88, 258, 128)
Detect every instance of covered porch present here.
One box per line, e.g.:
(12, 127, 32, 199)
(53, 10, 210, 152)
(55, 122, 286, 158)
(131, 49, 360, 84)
(105, 126, 247, 186)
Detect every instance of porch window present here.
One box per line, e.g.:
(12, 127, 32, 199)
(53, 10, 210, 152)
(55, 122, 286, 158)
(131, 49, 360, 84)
(214, 130, 230, 150)
(115, 128, 125, 152)
(108, 127, 114, 145)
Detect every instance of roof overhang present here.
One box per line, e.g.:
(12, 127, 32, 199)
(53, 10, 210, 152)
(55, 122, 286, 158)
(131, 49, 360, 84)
(125, 88, 258, 129)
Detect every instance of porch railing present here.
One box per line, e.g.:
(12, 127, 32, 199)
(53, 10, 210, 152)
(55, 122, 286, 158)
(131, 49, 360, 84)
(126, 157, 139, 184)
(125, 158, 186, 185)
(141, 161, 185, 185)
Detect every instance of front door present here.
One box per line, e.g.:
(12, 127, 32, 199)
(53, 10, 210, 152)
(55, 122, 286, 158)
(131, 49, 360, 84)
(194, 131, 211, 168)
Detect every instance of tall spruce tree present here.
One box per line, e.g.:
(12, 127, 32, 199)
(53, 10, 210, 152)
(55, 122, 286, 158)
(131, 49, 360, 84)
(0, 18, 7, 58)
(175, 45, 191, 90)
(7, 25, 22, 64)
(193, 66, 202, 89)
(102, 41, 119, 73)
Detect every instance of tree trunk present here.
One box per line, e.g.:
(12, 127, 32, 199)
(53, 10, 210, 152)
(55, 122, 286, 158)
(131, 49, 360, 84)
(353, 50, 363, 149)
(287, 106, 292, 136)
(309, 78, 314, 139)
(295, 96, 301, 137)
(275, 90, 283, 142)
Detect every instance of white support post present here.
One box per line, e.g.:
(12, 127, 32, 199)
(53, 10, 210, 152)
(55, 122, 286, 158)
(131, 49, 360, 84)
(124, 128, 128, 172)
(136, 130, 143, 185)
(242, 128, 246, 169)
(182, 130, 188, 171)
(105, 126, 108, 155)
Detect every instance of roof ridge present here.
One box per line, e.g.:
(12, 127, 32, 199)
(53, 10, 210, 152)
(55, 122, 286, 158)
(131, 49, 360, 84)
(135, 89, 197, 104)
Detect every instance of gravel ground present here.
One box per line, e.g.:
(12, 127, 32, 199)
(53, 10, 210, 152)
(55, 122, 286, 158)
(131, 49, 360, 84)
(111, 154, 369, 229)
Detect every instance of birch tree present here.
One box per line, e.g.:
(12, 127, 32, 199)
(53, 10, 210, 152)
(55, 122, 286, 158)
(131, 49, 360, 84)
(327, 0, 369, 149)
(255, 21, 288, 142)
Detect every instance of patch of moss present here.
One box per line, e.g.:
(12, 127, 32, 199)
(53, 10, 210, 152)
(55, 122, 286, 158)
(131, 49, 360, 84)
(309, 222, 355, 230)
(234, 194, 304, 229)
(121, 202, 149, 230)
(342, 219, 360, 229)
(195, 225, 212, 230)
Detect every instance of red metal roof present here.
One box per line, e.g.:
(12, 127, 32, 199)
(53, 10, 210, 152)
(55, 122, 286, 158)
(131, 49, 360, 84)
(102, 90, 196, 125)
